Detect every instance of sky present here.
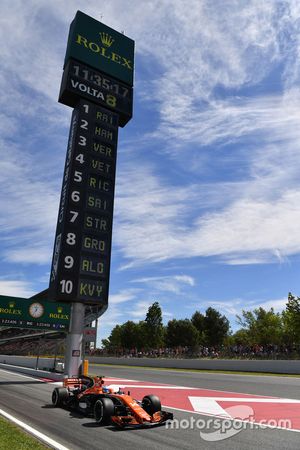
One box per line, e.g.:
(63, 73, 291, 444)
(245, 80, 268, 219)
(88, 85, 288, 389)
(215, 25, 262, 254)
(1, 0, 300, 345)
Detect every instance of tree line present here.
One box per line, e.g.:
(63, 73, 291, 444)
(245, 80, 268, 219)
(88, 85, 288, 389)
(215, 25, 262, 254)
(101, 293, 300, 352)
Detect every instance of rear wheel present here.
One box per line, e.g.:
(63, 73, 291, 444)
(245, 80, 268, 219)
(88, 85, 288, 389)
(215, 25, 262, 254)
(94, 398, 114, 424)
(52, 387, 68, 407)
(142, 394, 161, 415)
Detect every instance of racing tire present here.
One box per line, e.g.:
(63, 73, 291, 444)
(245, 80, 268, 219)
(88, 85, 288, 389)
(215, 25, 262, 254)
(52, 387, 68, 407)
(94, 398, 114, 425)
(142, 395, 161, 415)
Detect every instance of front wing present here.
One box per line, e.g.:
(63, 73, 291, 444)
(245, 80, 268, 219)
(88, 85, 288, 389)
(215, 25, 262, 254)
(111, 410, 174, 428)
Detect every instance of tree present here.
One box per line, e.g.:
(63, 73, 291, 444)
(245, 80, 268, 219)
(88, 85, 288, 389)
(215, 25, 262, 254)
(101, 324, 122, 351)
(204, 307, 230, 346)
(282, 293, 300, 343)
(120, 321, 142, 350)
(144, 302, 164, 348)
(191, 311, 205, 344)
(236, 307, 283, 345)
(231, 329, 251, 346)
(102, 321, 145, 352)
(166, 319, 199, 348)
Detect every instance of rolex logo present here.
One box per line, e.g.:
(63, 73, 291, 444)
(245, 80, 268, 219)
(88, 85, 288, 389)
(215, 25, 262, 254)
(99, 32, 114, 47)
(9, 302, 15, 308)
(57, 306, 63, 314)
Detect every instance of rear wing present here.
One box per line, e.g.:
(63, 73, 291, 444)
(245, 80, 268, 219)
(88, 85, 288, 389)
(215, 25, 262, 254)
(63, 376, 94, 389)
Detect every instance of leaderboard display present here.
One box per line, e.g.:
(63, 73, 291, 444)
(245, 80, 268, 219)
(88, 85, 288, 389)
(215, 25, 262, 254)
(49, 100, 118, 305)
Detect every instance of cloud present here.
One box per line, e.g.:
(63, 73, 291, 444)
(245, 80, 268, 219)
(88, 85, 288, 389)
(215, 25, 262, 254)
(2, 1, 300, 270)
(0, 2, 66, 103)
(109, 289, 141, 304)
(188, 190, 300, 257)
(246, 297, 288, 313)
(132, 274, 195, 293)
(111, 5, 300, 269)
(0, 280, 36, 298)
(174, 275, 195, 286)
(135, 0, 300, 133)
(205, 299, 243, 317)
(153, 91, 300, 151)
(0, 140, 60, 265)
(113, 156, 300, 267)
(130, 300, 153, 319)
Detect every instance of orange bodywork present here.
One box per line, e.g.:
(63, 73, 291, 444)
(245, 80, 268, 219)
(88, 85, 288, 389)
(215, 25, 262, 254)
(110, 394, 152, 424)
(62, 376, 172, 426)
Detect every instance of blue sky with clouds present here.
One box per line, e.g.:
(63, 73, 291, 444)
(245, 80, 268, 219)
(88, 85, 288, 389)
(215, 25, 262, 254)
(1, 0, 300, 345)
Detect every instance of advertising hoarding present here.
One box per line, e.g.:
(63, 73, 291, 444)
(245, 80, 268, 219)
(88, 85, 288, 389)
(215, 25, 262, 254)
(0, 295, 70, 331)
(64, 11, 134, 87)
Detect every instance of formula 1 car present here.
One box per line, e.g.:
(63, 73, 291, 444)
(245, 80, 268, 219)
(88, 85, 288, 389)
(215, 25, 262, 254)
(51, 375, 173, 427)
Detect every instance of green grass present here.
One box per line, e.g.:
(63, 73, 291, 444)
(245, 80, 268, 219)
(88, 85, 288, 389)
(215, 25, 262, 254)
(89, 362, 300, 378)
(0, 416, 49, 450)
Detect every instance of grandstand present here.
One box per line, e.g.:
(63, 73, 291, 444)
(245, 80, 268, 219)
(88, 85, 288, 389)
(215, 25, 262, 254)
(0, 327, 66, 357)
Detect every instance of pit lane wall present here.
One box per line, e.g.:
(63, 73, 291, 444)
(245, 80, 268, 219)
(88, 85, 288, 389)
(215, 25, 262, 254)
(0, 355, 64, 380)
(87, 357, 300, 374)
(1, 355, 300, 375)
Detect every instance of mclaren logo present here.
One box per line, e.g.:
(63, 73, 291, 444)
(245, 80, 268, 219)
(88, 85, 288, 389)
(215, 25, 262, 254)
(75, 34, 133, 70)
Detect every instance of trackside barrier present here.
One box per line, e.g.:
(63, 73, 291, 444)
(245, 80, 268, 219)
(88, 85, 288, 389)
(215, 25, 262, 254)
(0, 355, 65, 380)
(86, 357, 300, 375)
(0, 362, 64, 380)
(1, 354, 300, 375)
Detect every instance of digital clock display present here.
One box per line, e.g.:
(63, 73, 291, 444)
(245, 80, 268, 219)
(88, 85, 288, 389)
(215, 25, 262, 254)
(59, 59, 133, 127)
(72, 63, 131, 98)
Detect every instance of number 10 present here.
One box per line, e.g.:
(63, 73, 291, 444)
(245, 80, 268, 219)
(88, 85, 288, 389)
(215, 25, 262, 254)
(60, 279, 73, 294)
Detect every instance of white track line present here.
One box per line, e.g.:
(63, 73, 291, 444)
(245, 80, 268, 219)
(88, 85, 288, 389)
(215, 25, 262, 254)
(108, 384, 198, 389)
(0, 408, 70, 450)
(0, 368, 69, 448)
(0, 368, 44, 381)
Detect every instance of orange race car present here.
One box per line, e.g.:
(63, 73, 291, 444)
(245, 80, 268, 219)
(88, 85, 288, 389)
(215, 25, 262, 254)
(52, 375, 173, 427)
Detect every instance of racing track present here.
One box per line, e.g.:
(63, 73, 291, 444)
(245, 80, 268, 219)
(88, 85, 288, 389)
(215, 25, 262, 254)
(0, 365, 300, 450)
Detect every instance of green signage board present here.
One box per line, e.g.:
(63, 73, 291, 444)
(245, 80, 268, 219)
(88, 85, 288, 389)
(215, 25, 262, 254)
(64, 11, 135, 86)
(0, 295, 70, 331)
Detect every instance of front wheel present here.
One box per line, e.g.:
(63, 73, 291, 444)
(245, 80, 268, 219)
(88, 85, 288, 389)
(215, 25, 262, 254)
(142, 394, 161, 415)
(52, 387, 68, 407)
(94, 398, 114, 425)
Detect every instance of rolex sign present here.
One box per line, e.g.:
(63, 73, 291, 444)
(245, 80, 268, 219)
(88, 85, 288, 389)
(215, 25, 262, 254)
(64, 11, 135, 86)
